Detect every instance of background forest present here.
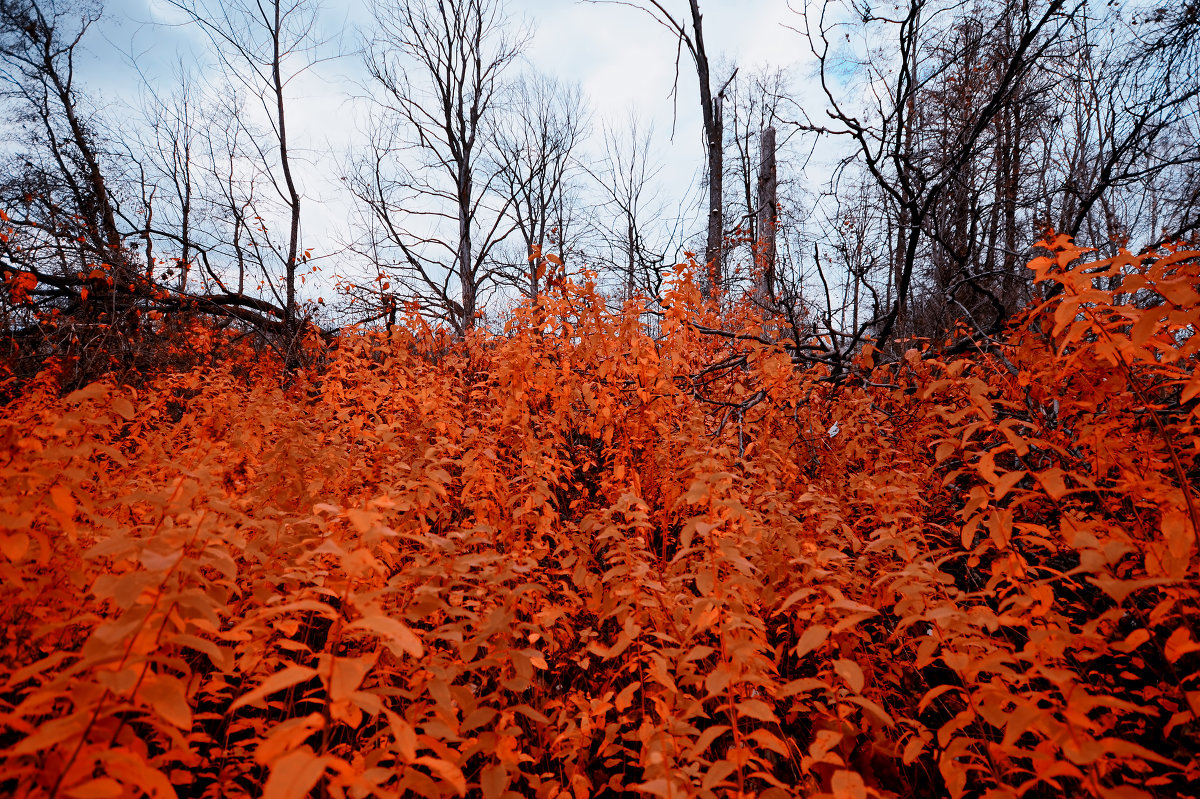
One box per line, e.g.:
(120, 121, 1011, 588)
(0, 0, 1196, 376)
(1, 1, 1199, 798)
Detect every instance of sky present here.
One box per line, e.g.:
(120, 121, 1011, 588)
(518, 0, 818, 209)
(82, 0, 824, 282)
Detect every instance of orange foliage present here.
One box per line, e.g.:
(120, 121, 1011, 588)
(1, 240, 1198, 798)
(4, 270, 38, 304)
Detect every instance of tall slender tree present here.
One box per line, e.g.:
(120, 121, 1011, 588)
(167, 0, 322, 351)
(354, 0, 527, 334)
(584, 114, 673, 301)
(588, 0, 733, 291)
(492, 72, 587, 299)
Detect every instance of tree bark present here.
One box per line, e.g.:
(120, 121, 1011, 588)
(269, 0, 302, 344)
(688, 0, 723, 290)
(755, 125, 777, 301)
(459, 169, 475, 332)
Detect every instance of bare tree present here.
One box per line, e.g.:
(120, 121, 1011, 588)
(583, 113, 675, 301)
(1042, 8, 1200, 253)
(183, 87, 299, 333)
(819, 174, 891, 335)
(353, 0, 528, 334)
(795, 0, 1080, 366)
(127, 66, 202, 294)
(166, 0, 323, 350)
(0, 0, 330, 381)
(0, 0, 149, 380)
(588, 0, 733, 290)
(773, 0, 1200, 377)
(128, 80, 312, 337)
(0, 0, 124, 275)
(491, 72, 587, 300)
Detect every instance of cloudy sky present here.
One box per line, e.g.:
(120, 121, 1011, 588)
(84, 0, 824, 271)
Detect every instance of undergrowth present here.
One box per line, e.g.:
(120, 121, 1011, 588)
(1, 238, 1198, 798)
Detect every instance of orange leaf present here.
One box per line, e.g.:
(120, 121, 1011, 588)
(230, 666, 316, 711)
(255, 714, 326, 765)
(1165, 627, 1200, 663)
(749, 729, 791, 757)
(736, 699, 777, 723)
(1035, 468, 1068, 500)
(321, 653, 376, 701)
(262, 748, 329, 799)
(414, 756, 467, 795)
(12, 713, 87, 755)
(794, 625, 829, 658)
(64, 778, 123, 799)
(834, 659, 864, 694)
(480, 765, 507, 799)
(112, 397, 136, 420)
(831, 769, 867, 799)
(1161, 509, 1195, 560)
(141, 674, 193, 729)
(350, 615, 424, 657)
(0, 531, 30, 562)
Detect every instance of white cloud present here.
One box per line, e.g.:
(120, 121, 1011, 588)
(144, 0, 194, 25)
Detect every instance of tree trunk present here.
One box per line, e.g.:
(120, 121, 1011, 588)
(270, 0, 302, 344)
(688, 0, 723, 291)
(458, 169, 475, 332)
(755, 125, 777, 301)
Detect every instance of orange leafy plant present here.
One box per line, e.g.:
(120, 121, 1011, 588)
(0, 240, 1198, 798)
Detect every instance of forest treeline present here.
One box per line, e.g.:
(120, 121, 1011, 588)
(0, 0, 1197, 385)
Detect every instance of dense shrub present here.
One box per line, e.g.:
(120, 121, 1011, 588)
(1, 239, 1197, 797)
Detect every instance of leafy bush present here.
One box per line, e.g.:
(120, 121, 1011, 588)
(1, 239, 1197, 797)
